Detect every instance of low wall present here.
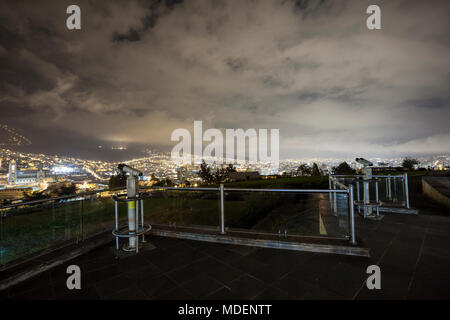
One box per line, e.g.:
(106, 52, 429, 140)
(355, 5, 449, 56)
(422, 177, 450, 208)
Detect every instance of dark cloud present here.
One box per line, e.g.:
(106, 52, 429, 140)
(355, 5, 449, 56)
(406, 97, 448, 109)
(0, 0, 449, 160)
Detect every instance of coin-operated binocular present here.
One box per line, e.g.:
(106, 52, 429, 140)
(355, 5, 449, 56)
(117, 164, 144, 251)
(118, 163, 142, 197)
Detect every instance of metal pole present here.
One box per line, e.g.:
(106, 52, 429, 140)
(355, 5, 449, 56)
(220, 184, 225, 235)
(387, 175, 392, 200)
(333, 180, 337, 215)
(0, 212, 2, 264)
(328, 176, 332, 209)
(356, 179, 360, 214)
(135, 200, 139, 253)
(404, 173, 410, 208)
(79, 199, 84, 242)
(140, 199, 144, 229)
(394, 177, 397, 202)
(375, 179, 379, 217)
(363, 179, 370, 218)
(348, 185, 356, 245)
(125, 174, 139, 251)
(114, 200, 119, 250)
(52, 201, 55, 241)
(141, 199, 146, 243)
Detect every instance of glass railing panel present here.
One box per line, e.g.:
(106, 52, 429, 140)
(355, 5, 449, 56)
(142, 190, 220, 229)
(0, 199, 83, 266)
(0, 190, 128, 267)
(81, 192, 127, 238)
(0, 213, 3, 266)
(336, 175, 407, 208)
(377, 176, 405, 206)
(0, 186, 355, 267)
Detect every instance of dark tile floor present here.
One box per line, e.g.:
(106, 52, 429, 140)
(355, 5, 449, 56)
(2, 213, 450, 300)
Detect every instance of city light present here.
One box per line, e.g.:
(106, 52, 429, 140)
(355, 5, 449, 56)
(51, 165, 74, 174)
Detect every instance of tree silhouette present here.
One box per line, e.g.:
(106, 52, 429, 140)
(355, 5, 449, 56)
(402, 158, 419, 171)
(198, 160, 214, 183)
(334, 162, 355, 175)
(311, 163, 322, 176)
(22, 190, 48, 201)
(296, 164, 312, 176)
(108, 172, 127, 188)
(198, 161, 236, 183)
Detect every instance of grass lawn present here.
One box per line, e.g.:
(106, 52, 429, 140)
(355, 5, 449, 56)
(209, 175, 329, 189)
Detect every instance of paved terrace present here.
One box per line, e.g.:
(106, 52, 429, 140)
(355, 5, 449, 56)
(1, 213, 450, 300)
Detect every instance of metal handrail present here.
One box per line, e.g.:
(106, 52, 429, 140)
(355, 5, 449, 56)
(142, 185, 355, 244)
(1, 185, 349, 210)
(331, 175, 363, 177)
(329, 179, 349, 190)
(144, 186, 218, 192)
(331, 173, 411, 215)
(364, 175, 405, 178)
(142, 186, 352, 241)
(331, 174, 405, 178)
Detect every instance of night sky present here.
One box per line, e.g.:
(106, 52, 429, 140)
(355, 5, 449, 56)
(0, 0, 449, 161)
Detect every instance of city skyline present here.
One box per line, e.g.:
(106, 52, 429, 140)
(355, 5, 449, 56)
(1, 122, 449, 163)
(1, 1, 449, 161)
(1, 147, 448, 180)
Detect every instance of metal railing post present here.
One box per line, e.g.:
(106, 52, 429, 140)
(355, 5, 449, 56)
(141, 199, 146, 243)
(114, 199, 119, 250)
(333, 180, 337, 215)
(0, 212, 2, 265)
(356, 179, 360, 214)
(328, 176, 332, 208)
(375, 179, 379, 217)
(348, 185, 356, 245)
(52, 200, 55, 241)
(220, 184, 225, 235)
(404, 173, 410, 208)
(79, 199, 84, 242)
(393, 176, 398, 202)
(387, 175, 392, 200)
(135, 200, 139, 253)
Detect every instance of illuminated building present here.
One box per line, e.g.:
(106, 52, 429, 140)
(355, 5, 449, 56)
(8, 160, 47, 185)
